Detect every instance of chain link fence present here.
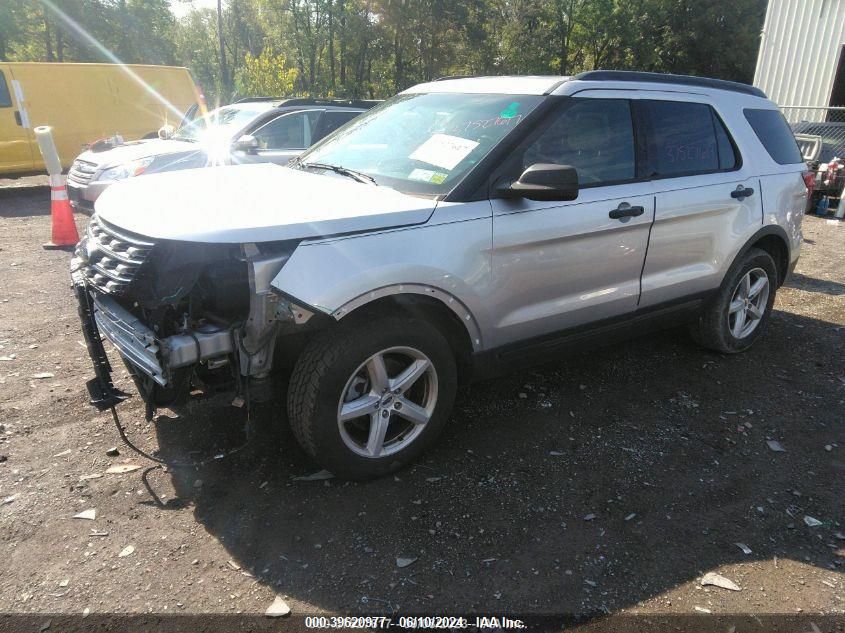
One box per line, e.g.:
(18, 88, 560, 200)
(781, 105, 845, 124)
(782, 106, 845, 214)
(782, 106, 845, 163)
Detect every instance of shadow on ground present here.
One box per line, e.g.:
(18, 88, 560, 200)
(137, 304, 845, 615)
(0, 187, 51, 217)
(789, 272, 845, 296)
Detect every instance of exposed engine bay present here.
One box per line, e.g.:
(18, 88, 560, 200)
(71, 215, 321, 420)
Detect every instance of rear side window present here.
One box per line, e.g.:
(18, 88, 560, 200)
(713, 113, 738, 170)
(641, 100, 738, 177)
(744, 108, 803, 165)
(0, 71, 12, 108)
(315, 111, 360, 141)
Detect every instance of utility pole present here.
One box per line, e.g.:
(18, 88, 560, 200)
(217, 0, 230, 98)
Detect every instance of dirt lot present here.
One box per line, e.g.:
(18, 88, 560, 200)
(0, 186, 843, 620)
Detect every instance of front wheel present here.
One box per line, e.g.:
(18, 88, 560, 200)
(689, 247, 778, 353)
(287, 316, 457, 480)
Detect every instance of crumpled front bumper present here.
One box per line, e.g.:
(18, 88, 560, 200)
(72, 277, 236, 410)
(92, 291, 166, 386)
(72, 277, 131, 411)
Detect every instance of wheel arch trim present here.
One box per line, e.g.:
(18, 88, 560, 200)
(332, 284, 483, 351)
(731, 224, 791, 286)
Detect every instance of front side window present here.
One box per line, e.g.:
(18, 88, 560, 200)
(297, 92, 545, 195)
(642, 100, 725, 177)
(521, 98, 636, 185)
(172, 104, 270, 143)
(0, 71, 12, 108)
(252, 111, 320, 150)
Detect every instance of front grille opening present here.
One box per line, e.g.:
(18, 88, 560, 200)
(68, 159, 98, 187)
(78, 215, 155, 295)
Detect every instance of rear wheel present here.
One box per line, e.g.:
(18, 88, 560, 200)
(287, 316, 457, 480)
(689, 247, 777, 353)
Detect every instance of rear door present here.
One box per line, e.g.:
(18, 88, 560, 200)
(0, 66, 35, 174)
(637, 98, 762, 308)
(489, 96, 654, 348)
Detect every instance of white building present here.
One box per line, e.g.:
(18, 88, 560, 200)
(754, 0, 845, 122)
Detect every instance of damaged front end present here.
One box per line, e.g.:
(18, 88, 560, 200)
(71, 214, 316, 419)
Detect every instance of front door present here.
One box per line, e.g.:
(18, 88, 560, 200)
(0, 66, 35, 174)
(489, 97, 654, 348)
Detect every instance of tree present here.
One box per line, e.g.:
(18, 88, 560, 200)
(0, 0, 768, 103)
(235, 49, 298, 96)
(173, 8, 222, 102)
(551, 0, 581, 75)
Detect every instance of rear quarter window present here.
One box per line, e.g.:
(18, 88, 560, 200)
(744, 108, 803, 165)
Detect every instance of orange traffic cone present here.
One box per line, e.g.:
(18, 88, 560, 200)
(34, 126, 80, 250)
(43, 174, 80, 250)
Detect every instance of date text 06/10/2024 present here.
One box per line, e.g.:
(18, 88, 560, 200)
(303, 615, 527, 629)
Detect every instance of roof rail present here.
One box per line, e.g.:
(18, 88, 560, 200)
(275, 97, 382, 108)
(573, 70, 767, 99)
(233, 96, 381, 108)
(434, 75, 474, 82)
(233, 96, 282, 103)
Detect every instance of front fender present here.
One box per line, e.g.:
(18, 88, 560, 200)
(333, 282, 483, 350)
(271, 220, 493, 350)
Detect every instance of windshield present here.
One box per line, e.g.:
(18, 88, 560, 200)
(173, 104, 269, 143)
(297, 92, 545, 195)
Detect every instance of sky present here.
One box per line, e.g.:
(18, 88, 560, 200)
(169, 0, 220, 19)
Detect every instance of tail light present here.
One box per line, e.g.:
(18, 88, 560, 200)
(802, 170, 816, 194)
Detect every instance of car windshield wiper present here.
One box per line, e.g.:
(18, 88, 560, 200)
(298, 161, 377, 185)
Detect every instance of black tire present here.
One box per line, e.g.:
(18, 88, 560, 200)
(689, 247, 778, 353)
(287, 316, 457, 480)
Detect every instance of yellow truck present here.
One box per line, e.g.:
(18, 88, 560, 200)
(0, 62, 202, 177)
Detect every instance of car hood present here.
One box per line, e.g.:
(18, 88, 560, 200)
(94, 163, 438, 243)
(75, 138, 198, 169)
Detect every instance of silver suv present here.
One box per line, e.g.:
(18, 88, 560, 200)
(71, 71, 809, 480)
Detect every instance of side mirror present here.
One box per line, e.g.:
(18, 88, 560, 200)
(233, 134, 259, 154)
(157, 124, 174, 140)
(498, 163, 579, 201)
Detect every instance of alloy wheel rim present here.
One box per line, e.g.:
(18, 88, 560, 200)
(728, 267, 770, 339)
(337, 346, 438, 458)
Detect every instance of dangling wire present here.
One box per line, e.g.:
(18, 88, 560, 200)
(111, 323, 258, 468)
(109, 401, 254, 469)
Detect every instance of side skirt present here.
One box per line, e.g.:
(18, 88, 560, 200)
(470, 293, 714, 381)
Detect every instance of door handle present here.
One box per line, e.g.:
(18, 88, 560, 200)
(731, 186, 754, 200)
(609, 204, 645, 219)
(13, 111, 22, 126)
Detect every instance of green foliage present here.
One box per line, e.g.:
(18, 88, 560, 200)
(0, 0, 176, 64)
(235, 50, 298, 97)
(0, 0, 767, 103)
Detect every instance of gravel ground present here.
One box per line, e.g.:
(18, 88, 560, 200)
(0, 187, 843, 619)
